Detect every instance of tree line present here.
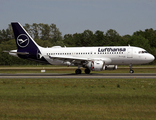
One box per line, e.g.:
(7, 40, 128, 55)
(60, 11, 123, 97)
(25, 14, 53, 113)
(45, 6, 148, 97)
(0, 23, 156, 65)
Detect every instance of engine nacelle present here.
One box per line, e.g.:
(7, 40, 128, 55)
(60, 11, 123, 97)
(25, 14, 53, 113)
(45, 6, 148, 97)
(105, 65, 117, 70)
(86, 61, 117, 71)
(86, 61, 105, 71)
(63, 61, 72, 66)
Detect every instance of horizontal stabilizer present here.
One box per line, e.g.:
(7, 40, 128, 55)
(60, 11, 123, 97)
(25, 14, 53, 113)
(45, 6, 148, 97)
(3, 50, 29, 55)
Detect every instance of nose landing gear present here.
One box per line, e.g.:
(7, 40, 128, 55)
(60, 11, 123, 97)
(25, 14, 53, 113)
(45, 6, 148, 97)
(129, 64, 134, 73)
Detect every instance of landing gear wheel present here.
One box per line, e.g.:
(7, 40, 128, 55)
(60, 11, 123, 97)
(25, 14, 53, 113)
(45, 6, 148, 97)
(75, 69, 82, 74)
(129, 64, 134, 74)
(85, 69, 90, 74)
(130, 70, 134, 73)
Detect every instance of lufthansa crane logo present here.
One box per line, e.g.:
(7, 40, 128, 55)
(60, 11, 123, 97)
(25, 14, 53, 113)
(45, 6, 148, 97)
(17, 34, 29, 48)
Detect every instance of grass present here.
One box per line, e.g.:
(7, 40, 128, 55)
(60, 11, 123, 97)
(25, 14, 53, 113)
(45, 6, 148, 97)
(0, 78, 156, 119)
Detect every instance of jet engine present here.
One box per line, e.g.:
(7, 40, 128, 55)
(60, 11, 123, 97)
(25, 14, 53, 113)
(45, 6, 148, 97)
(86, 61, 105, 71)
(63, 61, 72, 66)
(86, 61, 117, 71)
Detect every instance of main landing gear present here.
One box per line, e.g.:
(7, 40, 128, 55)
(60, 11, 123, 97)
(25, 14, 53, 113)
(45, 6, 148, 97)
(75, 65, 82, 74)
(75, 69, 82, 74)
(75, 68, 91, 74)
(129, 64, 134, 73)
(84, 68, 90, 74)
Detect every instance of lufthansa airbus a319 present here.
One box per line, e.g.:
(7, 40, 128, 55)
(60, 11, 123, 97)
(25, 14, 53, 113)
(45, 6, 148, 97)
(4, 22, 155, 74)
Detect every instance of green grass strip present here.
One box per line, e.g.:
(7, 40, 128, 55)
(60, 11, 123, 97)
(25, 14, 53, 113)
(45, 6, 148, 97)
(0, 78, 155, 119)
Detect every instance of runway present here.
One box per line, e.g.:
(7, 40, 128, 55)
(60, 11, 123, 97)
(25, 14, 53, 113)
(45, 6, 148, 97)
(0, 73, 156, 79)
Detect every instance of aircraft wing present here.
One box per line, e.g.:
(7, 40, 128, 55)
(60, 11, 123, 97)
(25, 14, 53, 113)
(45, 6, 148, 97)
(44, 55, 112, 65)
(48, 55, 90, 64)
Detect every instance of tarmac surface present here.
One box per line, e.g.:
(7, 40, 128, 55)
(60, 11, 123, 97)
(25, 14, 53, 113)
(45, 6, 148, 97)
(0, 73, 156, 79)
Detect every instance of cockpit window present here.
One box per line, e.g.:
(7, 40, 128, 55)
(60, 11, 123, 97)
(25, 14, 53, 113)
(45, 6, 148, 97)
(139, 51, 148, 54)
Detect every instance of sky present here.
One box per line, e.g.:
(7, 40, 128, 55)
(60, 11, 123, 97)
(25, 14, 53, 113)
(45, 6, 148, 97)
(1, 0, 156, 36)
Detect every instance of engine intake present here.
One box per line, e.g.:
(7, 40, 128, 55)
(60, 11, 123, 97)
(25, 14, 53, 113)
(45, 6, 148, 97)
(86, 61, 105, 71)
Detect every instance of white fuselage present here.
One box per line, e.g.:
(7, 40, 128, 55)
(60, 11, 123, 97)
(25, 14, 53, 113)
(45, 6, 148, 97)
(39, 46, 154, 66)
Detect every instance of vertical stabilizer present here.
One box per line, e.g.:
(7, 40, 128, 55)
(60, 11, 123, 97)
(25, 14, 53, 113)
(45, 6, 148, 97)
(11, 22, 40, 53)
(11, 22, 43, 61)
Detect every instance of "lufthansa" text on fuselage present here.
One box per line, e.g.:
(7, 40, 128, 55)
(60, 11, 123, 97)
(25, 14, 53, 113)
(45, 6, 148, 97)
(98, 48, 126, 52)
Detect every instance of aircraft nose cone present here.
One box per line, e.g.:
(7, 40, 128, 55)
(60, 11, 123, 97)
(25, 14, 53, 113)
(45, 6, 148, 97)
(148, 54, 155, 62)
(151, 55, 155, 61)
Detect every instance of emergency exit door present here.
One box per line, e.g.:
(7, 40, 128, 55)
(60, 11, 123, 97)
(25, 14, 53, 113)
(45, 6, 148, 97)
(127, 48, 133, 58)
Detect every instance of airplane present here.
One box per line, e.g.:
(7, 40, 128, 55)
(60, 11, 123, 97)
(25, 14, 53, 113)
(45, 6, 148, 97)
(4, 22, 155, 74)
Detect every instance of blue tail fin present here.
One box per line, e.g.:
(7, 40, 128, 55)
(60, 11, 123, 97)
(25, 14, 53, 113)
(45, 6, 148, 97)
(11, 22, 40, 53)
(11, 22, 47, 63)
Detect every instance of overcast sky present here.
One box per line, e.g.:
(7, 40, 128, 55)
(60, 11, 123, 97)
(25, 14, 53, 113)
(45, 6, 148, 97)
(1, 0, 156, 36)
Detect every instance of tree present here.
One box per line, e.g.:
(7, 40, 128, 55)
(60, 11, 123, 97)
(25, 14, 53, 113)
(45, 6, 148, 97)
(0, 30, 3, 43)
(81, 30, 95, 46)
(133, 28, 156, 48)
(105, 29, 121, 46)
(49, 23, 62, 46)
(144, 29, 156, 48)
(128, 35, 150, 52)
(63, 34, 73, 47)
(31, 23, 40, 39)
(72, 33, 82, 47)
(24, 23, 33, 37)
(94, 30, 106, 46)
(0, 28, 13, 43)
(35, 39, 52, 47)
(120, 35, 131, 46)
(39, 23, 50, 40)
